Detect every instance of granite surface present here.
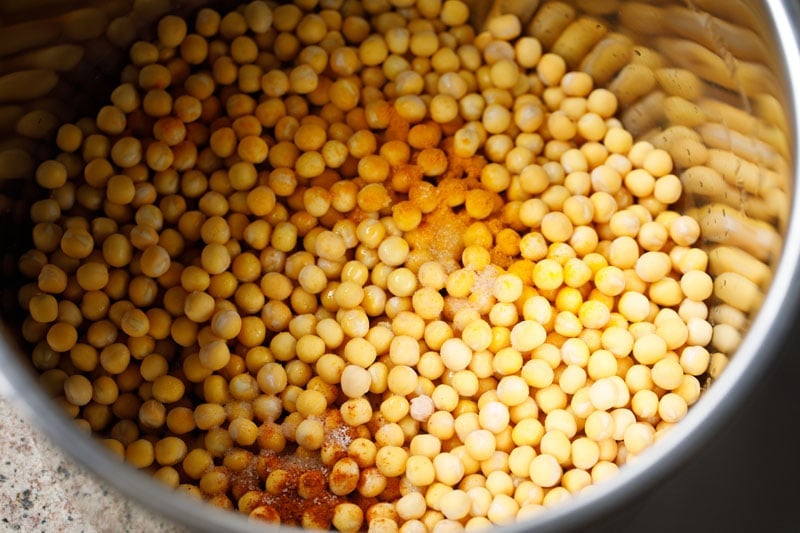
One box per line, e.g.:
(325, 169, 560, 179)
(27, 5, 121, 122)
(0, 374, 184, 533)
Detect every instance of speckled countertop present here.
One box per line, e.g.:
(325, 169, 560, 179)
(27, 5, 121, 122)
(0, 375, 184, 533)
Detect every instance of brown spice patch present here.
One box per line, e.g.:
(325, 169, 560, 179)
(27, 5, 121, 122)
(377, 476, 401, 502)
(405, 205, 471, 273)
(383, 107, 410, 142)
(408, 181, 439, 213)
(297, 470, 327, 499)
(440, 136, 485, 184)
(230, 462, 260, 500)
(390, 164, 424, 193)
(248, 450, 344, 528)
(351, 493, 379, 517)
(490, 247, 514, 269)
(436, 177, 468, 207)
(416, 148, 448, 177)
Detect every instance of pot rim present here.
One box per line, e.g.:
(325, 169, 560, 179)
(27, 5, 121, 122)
(2, 0, 800, 531)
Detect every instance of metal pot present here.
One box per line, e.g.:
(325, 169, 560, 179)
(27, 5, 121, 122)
(0, 1, 798, 531)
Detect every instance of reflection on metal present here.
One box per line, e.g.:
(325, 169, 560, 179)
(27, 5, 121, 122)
(0, 1, 797, 532)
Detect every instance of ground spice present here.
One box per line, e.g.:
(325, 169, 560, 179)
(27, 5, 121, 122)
(383, 107, 411, 143)
(241, 450, 344, 527)
(351, 493, 380, 520)
(229, 412, 360, 528)
(230, 458, 261, 500)
(390, 163, 424, 194)
(406, 205, 472, 274)
(440, 137, 485, 184)
(377, 476, 402, 502)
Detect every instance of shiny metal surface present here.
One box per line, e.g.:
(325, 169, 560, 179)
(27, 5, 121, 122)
(0, 1, 798, 531)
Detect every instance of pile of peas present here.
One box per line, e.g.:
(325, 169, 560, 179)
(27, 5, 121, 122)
(18, 0, 722, 530)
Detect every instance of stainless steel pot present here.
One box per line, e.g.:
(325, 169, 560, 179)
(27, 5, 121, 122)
(0, 1, 798, 531)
